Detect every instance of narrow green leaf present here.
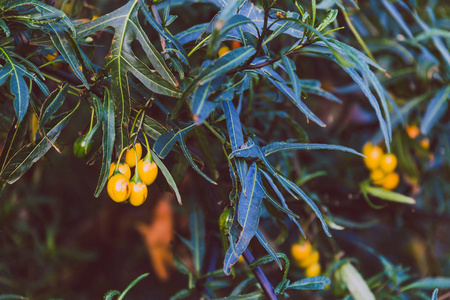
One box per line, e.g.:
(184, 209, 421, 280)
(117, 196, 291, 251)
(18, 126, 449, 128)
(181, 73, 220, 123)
(363, 185, 416, 205)
(151, 150, 182, 205)
(117, 273, 149, 300)
(401, 278, 450, 292)
(94, 91, 115, 197)
(39, 83, 69, 128)
(0, 102, 80, 183)
(337, 262, 375, 300)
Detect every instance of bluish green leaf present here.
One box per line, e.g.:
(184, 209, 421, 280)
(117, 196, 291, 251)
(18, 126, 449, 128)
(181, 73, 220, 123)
(39, 83, 69, 128)
(263, 142, 362, 157)
(0, 101, 80, 183)
(0, 48, 29, 123)
(224, 163, 264, 275)
(189, 200, 205, 274)
(175, 23, 209, 45)
(151, 150, 182, 205)
(191, 75, 224, 125)
(117, 273, 149, 300)
(431, 289, 439, 300)
(94, 90, 115, 197)
(182, 46, 255, 101)
(223, 100, 248, 186)
(254, 230, 282, 270)
(401, 278, 450, 292)
(420, 86, 450, 134)
(252, 57, 325, 127)
(287, 276, 331, 290)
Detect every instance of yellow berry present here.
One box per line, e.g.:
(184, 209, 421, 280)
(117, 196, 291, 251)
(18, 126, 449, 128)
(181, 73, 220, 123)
(107, 174, 130, 203)
(380, 154, 398, 173)
(420, 138, 430, 150)
(137, 160, 158, 185)
(370, 169, 385, 184)
(297, 250, 319, 268)
(305, 262, 321, 277)
(291, 241, 312, 262)
(382, 172, 400, 190)
(128, 181, 148, 206)
(109, 162, 132, 180)
(218, 46, 231, 58)
(125, 143, 142, 167)
(363, 145, 383, 170)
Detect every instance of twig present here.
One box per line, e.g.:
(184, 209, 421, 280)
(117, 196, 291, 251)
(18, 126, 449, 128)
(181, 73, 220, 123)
(243, 249, 278, 300)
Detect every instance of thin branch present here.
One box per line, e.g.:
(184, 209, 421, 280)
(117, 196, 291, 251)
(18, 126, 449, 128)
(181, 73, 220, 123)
(150, 4, 166, 51)
(243, 249, 279, 300)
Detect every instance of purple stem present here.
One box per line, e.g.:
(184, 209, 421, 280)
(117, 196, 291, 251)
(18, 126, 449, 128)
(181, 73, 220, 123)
(243, 249, 279, 300)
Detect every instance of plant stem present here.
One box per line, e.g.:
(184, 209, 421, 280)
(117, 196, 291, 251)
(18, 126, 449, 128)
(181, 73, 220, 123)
(204, 121, 226, 144)
(243, 249, 278, 300)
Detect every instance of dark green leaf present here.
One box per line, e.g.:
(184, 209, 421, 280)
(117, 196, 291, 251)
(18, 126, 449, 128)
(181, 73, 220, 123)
(39, 83, 69, 128)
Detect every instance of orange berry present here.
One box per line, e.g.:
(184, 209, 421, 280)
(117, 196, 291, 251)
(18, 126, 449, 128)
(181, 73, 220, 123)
(305, 262, 321, 277)
(291, 241, 313, 262)
(363, 145, 383, 170)
(381, 172, 400, 190)
(420, 138, 430, 150)
(125, 143, 142, 167)
(406, 125, 420, 139)
(297, 250, 319, 268)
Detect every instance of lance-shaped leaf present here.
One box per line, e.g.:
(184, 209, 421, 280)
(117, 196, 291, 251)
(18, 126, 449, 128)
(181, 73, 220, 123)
(94, 91, 115, 197)
(282, 55, 302, 105)
(277, 174, 331, 237)
(191, 75, 224, 125)
(0, 48, 29, 123)
(223, 100, 248, 187)
(261, 170, 304, 236)
(151, 149, 182, 205)
(189, 200, 205, 274)
(224, 163, 264, 275)
(45, 23, 90, 88)
(154, 123, 216, 184)
(182, 46, 255, 101)
(251, 57, 325, 127)
(39, 83, 69, 129)
(263, 142, 362, 157)
(75, 0, 181, 151)
(0, 102, 79, 184)
(254, 229, 282, 270)
(7, 0, 76, 35)
(287, 276, 331, 290)
(175, 23, 209, 45)
(421, 86, 450, 134)
(0, 116, 29, 173)
(300, 79, 341, 103)
(137, 0, 188, 64)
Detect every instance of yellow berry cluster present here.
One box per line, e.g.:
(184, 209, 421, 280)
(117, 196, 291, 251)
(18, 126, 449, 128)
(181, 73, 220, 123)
(362, 142, 399, 190)
(107, 140, 158, 206)
(291, 240, 321, 277)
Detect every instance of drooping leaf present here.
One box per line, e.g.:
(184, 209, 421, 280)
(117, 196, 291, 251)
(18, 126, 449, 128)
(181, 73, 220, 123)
(263, 142, 362, 157)
(39, 83, 69, 129)
(151, 150, 182, 205)
(0, 101, 80, 184)
(189, 199, 205, 274)
(182, 46, 256, 101)
(420, 86, 450, 134)
(76, 0, 181, 152)
(224, 163, 264, 275)
(94, 90, 115, 197)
